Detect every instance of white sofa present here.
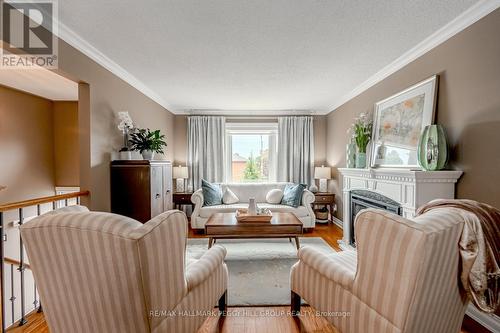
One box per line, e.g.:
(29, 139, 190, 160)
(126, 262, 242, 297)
(190, 182, 315, 229)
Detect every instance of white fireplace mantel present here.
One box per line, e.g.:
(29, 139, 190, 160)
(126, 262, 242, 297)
(338, 168, 463, 249)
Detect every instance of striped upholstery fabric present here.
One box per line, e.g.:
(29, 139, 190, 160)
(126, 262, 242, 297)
(20, 206, 228, 333)
(153, 259, 228, 333)
(291, 208, 469, 333)
(296, 247, 357, 290)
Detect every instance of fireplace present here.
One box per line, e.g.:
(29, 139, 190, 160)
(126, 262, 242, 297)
(338, 168, 462, 250)
(349, 190, 402, 246)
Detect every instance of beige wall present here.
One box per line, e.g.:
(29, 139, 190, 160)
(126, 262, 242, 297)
(0, 85, 55, 203)
(53, 101, 79, 186)
(173, 115, 188, 166)
(0, 85, 81, 204)
(55, 40, 175, 211)
(172, 114, 328, 169)
(326, 9, 500, 219)
(314, 115, 327, 165)
(0, 33, 174, 213)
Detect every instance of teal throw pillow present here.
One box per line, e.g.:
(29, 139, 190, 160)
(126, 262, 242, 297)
(281, 183, 306, 208)
(202, 179, 223, 206)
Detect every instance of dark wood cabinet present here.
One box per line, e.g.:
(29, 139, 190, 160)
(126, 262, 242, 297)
(110, 160, 173, 222)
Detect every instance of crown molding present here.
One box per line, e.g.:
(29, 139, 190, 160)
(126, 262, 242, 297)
(47, 1, 498, 116)
(53, 19, 176, 113)
(53, 20, 318, 116)
(322, 0, 500, 115)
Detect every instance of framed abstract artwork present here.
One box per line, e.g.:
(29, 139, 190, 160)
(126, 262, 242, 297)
(370, 75, 439, 169)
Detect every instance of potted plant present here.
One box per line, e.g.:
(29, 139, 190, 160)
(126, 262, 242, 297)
(350, 112, 372, 168)
(117, 111, 134, 159)
(129, 128, 167, 160)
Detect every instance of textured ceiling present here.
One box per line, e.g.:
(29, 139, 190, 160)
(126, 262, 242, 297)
(58, 0, 480, 113)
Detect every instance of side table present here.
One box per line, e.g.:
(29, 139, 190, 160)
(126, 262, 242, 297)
(312, 193, 336, 223)
(173, 192, 194, 211)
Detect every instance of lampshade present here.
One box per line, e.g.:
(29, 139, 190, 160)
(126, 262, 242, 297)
(173, 166, 188, 179)
(314, 165, 331, 180)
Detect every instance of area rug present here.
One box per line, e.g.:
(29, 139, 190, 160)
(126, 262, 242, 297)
(186, 237, 337, 306)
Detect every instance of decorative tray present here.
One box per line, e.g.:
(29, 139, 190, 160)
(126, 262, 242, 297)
(235, 208, 272, 223)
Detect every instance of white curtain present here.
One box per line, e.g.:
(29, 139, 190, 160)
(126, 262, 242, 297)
(277, 116, 315, 186)
(187, 116, 225, 190)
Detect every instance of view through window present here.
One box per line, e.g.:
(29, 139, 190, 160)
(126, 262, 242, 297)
(226, 123, 277, 182)
(231, 135, 269, 182)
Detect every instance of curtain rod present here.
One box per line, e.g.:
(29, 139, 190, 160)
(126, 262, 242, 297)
(186, 115, 315, 119)
(182, 110, 316, 117)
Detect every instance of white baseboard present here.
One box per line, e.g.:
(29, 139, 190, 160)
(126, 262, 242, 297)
(331, 216, 343, 229)
(466, 304, 500, 332)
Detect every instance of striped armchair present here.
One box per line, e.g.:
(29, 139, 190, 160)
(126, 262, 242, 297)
(20, 206, 228, 333)
(290, 208, 469, 333)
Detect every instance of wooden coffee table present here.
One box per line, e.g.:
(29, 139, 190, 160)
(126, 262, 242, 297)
(205, 212, 303, 250)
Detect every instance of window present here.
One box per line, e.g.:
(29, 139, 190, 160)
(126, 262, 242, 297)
(225, 123, 278, 183)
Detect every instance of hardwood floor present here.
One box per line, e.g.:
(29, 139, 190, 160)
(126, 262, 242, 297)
(189, 220, 344, 252)
(6, 221, 488, 332)
(199, 306, 339, 333)
(8, 312, 48, 333)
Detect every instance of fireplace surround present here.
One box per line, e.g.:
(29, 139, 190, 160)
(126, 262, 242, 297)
(338, 168, 463, 250)
(338, 168, 500, 330)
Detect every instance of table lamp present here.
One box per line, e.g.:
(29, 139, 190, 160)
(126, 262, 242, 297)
(173, 166, 188, 192)
(314, 165, 331, 193)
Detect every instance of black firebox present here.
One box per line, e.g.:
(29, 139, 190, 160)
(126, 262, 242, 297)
(349, 190, 402, 246)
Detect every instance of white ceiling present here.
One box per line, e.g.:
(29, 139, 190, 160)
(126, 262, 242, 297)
(0, 67, 78, 101)
(56, 0, 489, 114)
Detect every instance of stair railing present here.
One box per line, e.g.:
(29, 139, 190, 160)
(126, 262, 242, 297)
(0, 190, 90, 332)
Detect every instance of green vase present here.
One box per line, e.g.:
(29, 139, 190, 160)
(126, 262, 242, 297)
(355, 152, 366, 168)
(417, 124, 448, 171)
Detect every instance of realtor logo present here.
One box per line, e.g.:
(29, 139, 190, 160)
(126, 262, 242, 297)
(1, 0, 58, 68)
